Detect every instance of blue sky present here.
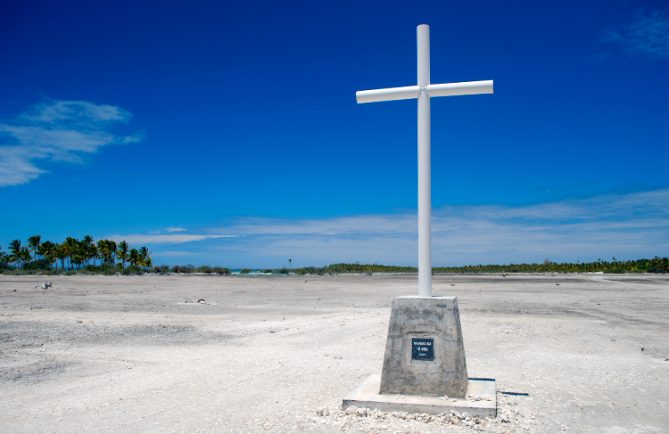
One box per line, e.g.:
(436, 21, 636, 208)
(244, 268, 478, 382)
(1, 0, 668, 267)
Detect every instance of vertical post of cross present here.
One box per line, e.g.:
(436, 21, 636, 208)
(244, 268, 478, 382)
(417, 24, 432, 297)
(355, 24, 493, 297)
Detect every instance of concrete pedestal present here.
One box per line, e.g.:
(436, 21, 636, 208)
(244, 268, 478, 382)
(380, 296, 468, 397)
(343, 296, 496, 417)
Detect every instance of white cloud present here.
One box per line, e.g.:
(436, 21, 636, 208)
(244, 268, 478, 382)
(0, 99, 142, 187)
(232, 214, 416, 236)
(105, 233, 237, 245)
(23, 100, 132, 125)
(164, 227, 187, 233)
(602, 9, 669, 60)
(104, 188, 669, 267)
(152, 250, 197, 258)
(201, 188, 669, 267)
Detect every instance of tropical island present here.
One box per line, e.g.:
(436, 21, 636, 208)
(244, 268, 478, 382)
(1, 235, 667, 275)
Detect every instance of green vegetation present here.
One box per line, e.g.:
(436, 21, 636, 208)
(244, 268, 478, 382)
(0, 235, 152, 275)
(287, 258, 668, 274)
(433, 257, 669, 274)
(324, 263, 416, 273)
(168, 265, 230, 275)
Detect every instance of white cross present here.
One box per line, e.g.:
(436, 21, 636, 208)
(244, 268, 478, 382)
(356, 24, 494, 297)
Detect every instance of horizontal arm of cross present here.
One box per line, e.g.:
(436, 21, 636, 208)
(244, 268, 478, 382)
(356, 80, 493, 104)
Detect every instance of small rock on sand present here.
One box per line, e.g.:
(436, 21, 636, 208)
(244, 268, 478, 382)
(356, 408, 368, 417)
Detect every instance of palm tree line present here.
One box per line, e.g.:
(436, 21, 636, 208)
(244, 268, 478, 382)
(0, 235, 151, 271)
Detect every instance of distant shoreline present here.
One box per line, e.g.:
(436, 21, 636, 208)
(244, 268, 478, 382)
(2, 257, 668, 276)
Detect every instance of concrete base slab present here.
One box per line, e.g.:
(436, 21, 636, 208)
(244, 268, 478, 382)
(343, 374, 496, 418)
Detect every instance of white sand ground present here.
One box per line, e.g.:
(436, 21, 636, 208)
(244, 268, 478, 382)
(1, 273, 668, 433)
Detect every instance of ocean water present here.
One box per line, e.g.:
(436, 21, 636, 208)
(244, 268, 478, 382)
(229, 269, 276, 275)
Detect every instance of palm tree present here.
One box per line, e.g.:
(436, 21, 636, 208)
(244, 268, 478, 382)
(9, 240, 22, 269)
(39, 241, 57, 269)
(71, 245, 86, 269)
(129, 248, 140, 267)
(138, 246, 151, 268)
(63, 237, 80, 270)
(0, 245, 8, 266)
(97, 239, 117, 265)
(81, 235, 96, 266)
(19, 247, 31, 266)
(109, 239, 117, 264)
(55, 243, 67, 271)
(9, 239, 21, 256)
(27, 235, 42, 261)
(117, 241, 129, 270)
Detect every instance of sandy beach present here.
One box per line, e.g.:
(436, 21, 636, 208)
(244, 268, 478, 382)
(1, 273, 668, 433)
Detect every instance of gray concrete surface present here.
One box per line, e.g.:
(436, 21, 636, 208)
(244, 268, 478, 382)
(1, 273, 669, 433)
(379, 296, 468, 397)
(344, 374, 496, 417)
